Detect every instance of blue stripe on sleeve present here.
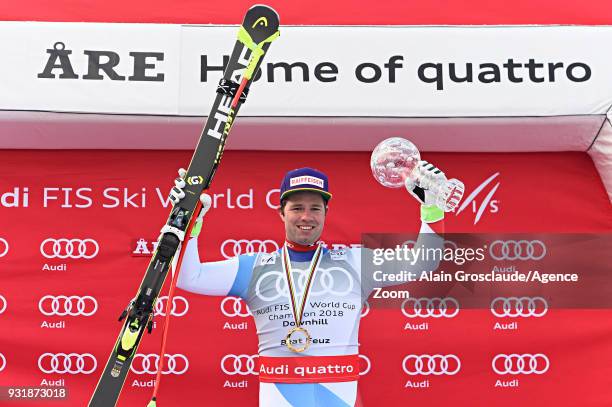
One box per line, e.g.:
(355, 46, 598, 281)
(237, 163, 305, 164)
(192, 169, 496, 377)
(275, 383, 351, 407)
(228, 254, 256, 298)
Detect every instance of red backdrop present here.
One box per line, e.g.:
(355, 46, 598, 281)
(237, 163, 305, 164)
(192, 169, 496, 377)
(2, 0, 611, 25)
(0, 150, 611, 406)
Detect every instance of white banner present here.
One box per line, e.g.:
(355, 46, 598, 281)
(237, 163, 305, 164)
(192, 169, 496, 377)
(0, 22, 611, 117)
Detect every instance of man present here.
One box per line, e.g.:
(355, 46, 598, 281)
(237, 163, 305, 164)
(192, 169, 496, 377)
(170, 163, 447, 407)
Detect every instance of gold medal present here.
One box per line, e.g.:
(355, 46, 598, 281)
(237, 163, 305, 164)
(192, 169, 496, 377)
(285, 326, 312, 353)
(281, 243, 322, 353)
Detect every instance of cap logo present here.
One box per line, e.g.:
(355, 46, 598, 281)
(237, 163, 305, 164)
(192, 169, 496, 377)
(289, 176, 324, 188)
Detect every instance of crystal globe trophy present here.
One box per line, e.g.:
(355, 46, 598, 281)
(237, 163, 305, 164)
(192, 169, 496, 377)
(370, 137, 464, 212)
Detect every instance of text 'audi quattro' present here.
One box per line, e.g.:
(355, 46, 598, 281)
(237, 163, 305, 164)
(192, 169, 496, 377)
(40, 238, 99, 259)
(220, 354, 371, 376)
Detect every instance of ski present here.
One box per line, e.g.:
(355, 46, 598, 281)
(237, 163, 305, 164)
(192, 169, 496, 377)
(89, 6, 280, 406)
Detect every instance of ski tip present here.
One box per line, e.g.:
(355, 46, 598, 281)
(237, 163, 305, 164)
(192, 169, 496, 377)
(147, 397, 157, 407)
(244, 4, 280, 32)
(249, 4, 280, 18)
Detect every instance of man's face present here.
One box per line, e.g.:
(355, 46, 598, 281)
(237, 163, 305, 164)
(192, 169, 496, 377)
(279, 191, 327, 245)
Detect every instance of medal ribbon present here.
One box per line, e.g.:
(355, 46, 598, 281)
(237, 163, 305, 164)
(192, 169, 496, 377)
(281, 243, 323, 328)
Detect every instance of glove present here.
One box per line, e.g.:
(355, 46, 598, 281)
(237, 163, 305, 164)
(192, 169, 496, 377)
(167, 168, 213, 238)
(405, 161, 447, 206)
(405, 160, 465, 222)
(405, 161, 448, 224)
(169, 168, 188, 205)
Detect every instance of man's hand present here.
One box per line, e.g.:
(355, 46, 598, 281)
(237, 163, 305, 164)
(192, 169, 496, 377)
(405, 161, 447, 206)
(169, 168, 188, 205)
(405, 161, 465, 212)
(167, 168, 213, 238)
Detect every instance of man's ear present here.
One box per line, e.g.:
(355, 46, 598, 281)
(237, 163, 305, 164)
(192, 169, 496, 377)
(278, 207, 285, 221)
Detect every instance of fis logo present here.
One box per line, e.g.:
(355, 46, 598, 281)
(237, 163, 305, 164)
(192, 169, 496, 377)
(456, 173, 500, 224)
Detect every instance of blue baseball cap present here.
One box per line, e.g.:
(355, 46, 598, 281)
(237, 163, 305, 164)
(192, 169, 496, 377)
(280, 167, 332, 202)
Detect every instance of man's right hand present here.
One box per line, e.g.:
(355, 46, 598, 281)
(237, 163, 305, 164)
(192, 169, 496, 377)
(168, 168, 213, 238)
(169, 168, 188, 205)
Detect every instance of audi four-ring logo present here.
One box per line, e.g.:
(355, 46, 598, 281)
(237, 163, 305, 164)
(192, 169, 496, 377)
(401, 297, 460, 318)
(255, 267, 354, 301)
(0, 295, 6, 315)
(359, 354, 371, 376)
(0, 353, 5, 372)
(491, 297, 548, 318)
(40, 238, 99, 259)
(38, 295, 98, 316)
(220, 239, 279, 259)
(0, 238, 8, 258)
(402, 354, 461, 376)
(361, 301, 370, 318)
(489, 240, 546, 261)
(154, 296, 189, 317)
(131, 354, 189, 375)
(492, 353, 550, 375)
(220, 297, 251, 317)
(221, 354, 259, 375)
(38, 353, 97, 374)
